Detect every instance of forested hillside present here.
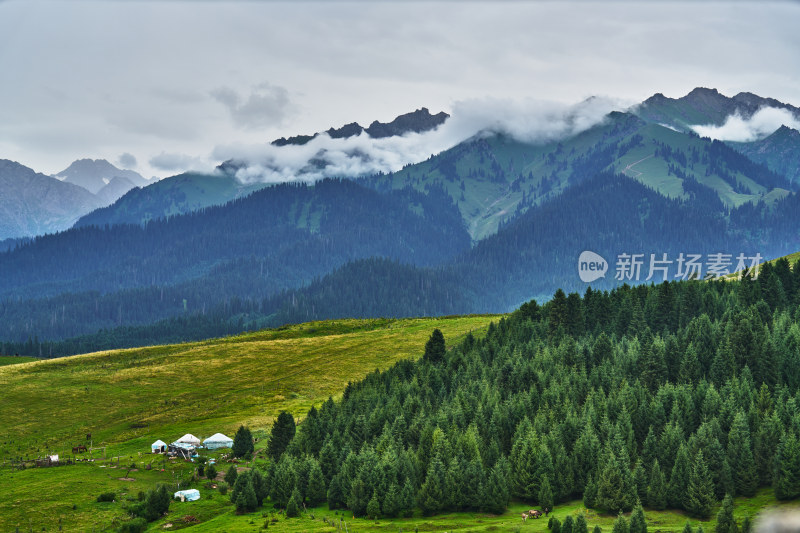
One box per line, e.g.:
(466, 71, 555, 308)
(0, 179, 469, 345)
(249, 263, 800, 519)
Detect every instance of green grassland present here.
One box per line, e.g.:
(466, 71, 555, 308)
(0, 354, 37, 366)
(0, 315, 498, 532)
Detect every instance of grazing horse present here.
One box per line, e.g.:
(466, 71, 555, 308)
(529, 509, 542, 518)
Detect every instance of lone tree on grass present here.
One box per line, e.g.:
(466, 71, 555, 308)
(232, 425, 254, 458)
(423, 329, 446, 363)
(267, 411, 296, 460)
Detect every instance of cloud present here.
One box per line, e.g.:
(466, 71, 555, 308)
(117, 152, 137, 169)
(210, 82, 294, 130)
(691, 107, 800, 142)
(212, 95, 626, 184)
(149, 152, 210, 172)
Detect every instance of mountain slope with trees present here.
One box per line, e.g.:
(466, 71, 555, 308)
(256, 267, 800, 519)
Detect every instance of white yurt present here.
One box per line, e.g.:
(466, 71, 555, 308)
(203, 433, 234, 450)
(151, 439, 167, 453)
(174, 489, 200, 502)
(176, 433, 201, 446)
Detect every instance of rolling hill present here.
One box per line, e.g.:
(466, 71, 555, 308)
(0, 315, 498, 532)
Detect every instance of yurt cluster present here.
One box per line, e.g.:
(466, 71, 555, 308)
(150, 432, 233, 459)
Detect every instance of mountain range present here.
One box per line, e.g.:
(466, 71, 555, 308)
(0, 158, 149, 240)
(1, 87, 800, 355)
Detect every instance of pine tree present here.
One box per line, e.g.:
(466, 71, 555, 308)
(232, 425, 254, 458)
(612, 512, 629, 533)
(424, 329, 446, 363)
(348, 477, 370, 517)
(774, 431, 800, 500)
(235, 479, 258, 513)
(539, 474, 555, 510)
(668, 444, 691, 510)
(327, 473, 346, 510)
(206, 463, 217, 481)
(382, 483, 401, 517)
(575, 514, 589, 533)
(597, 449, 635, 513)
(647, 460, 667, 510)
(286, 488, 302, 518)
(399, 479, 416, 518)
(593, 526, 602, 533)
(251, 468, 268, 506)
(418, 456, 447, 515)
(306, 460, 327, 506)
(686, 451, 716, 518)
(563, 516, 575, 533)
(682, 521, 693, 533)
(366, 491, 381, 520)
(583, 473, 598, 509)
(629, 501, 647, 533)
(484, 456, 510, 514)
(715, 494, 737, 533)
(270, 455, 296, 508)
(224, 464, 238, 486)
(727, 412, 758, 497)
(633, 460, 648, 501)
(267, 412, 296, 460)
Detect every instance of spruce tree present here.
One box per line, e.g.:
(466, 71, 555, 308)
(418, 456, 446, 515)
(484, 456, 510, 514)
(366, 491, 381, 520)
(251, 468, 268, 507)
(612, 512, 629, 533)
(224, 464, 238, 486)
(306, 460, 327, 507)
(646, 460, 667, 510)
(668, 444, 691, 510)
(682, 521, 693, 533)
(399, 479, 416, 518)
(583, 473, 598, 509)
(286, 488, 302, 517)
(715, 494, 737, 533)
(327, 473, 346, 510)
(633, 460, 648, 501)
(267, 412, 296, 460)
(727, 412, 758, 497)
(232, 425, 254, 458)
(774, 431, 800, 500)
(686, 451, 716, 519)
(206, 463, 217, 481)
(235, 479, 258, 513)
(382, 483, 401, 518)
(562, 515, 575, 533)
(629, 502, 647, 533)
(424, 329, 446, 363)
(539, 474, 555, 510)
(575, 514, 589, 533)
(270, 455, 296, 508)
(593, 526, 602, 533)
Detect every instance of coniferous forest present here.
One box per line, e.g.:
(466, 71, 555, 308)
(232, 262, 800, 519)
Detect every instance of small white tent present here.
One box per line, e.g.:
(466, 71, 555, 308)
(203, 433, 234, 450)
(151, 440, 167, 453)
(174, 489, 200, 502)
(176, 434, 201, 446)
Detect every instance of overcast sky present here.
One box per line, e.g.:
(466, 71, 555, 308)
(0, 0, 798, 180)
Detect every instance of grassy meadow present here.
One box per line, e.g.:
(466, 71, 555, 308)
(0, 315, 499, 532)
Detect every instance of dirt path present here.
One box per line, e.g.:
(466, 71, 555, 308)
(623, 154, 654, 178)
